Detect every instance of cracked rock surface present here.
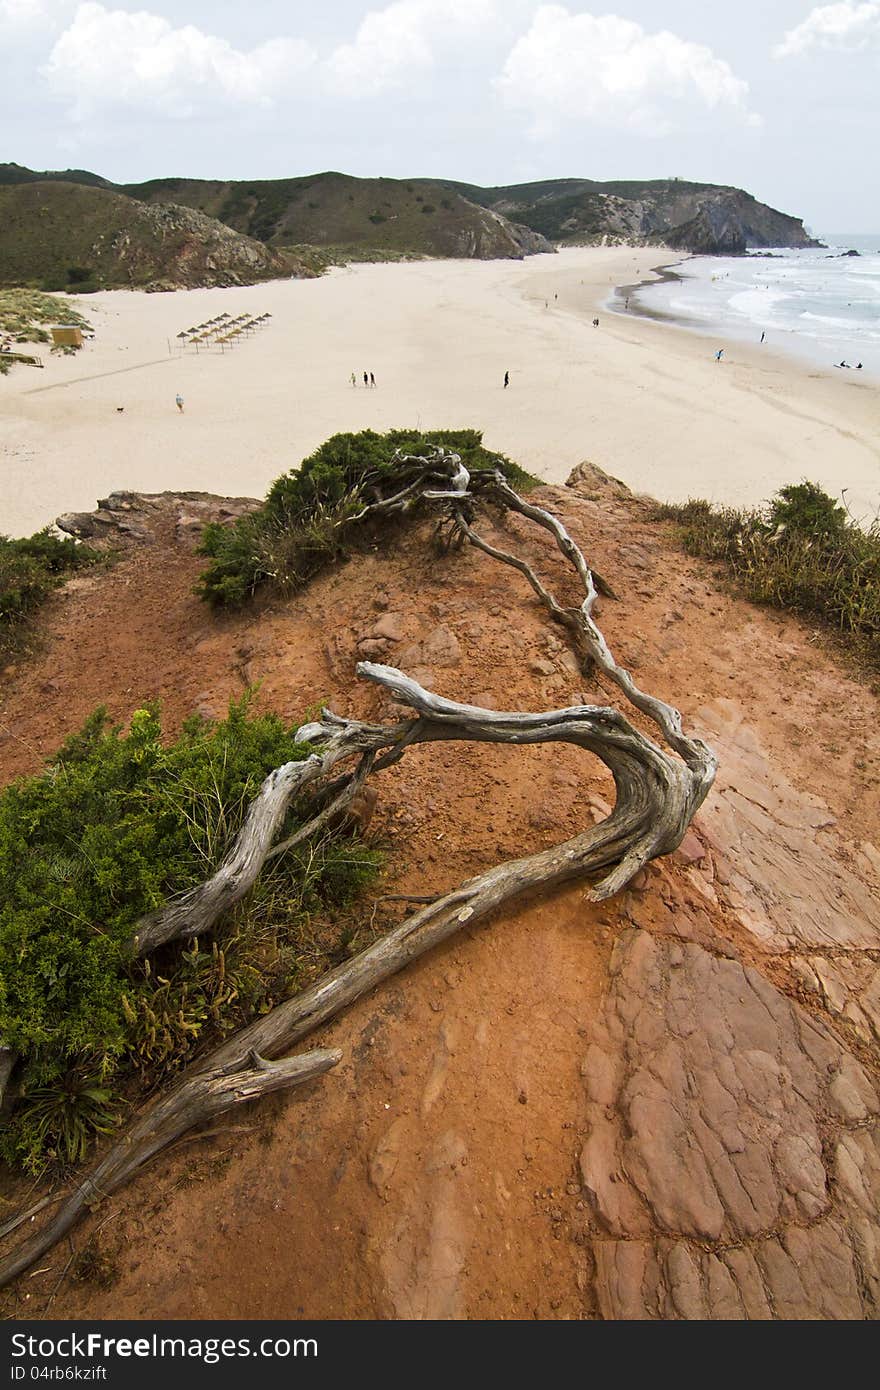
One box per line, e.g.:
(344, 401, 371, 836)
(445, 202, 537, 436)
(582, 929, 879, 1318)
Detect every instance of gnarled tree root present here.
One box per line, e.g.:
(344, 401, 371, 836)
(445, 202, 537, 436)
(0, 452, 717, 1290)
(0, 665, 714, 1291)
(0, 1047, 341, 1290)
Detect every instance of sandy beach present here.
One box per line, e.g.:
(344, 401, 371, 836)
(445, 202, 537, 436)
(2, 245, 879, 537)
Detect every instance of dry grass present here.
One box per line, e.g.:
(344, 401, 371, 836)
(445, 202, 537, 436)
(653, 482, 880, 672)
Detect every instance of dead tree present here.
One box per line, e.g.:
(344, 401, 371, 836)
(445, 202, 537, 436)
(0, 451, 716, 1288)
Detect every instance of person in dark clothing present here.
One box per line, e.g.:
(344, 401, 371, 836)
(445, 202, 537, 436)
(503, 370, 509, 388)
(363, 371, 368, 386)
(370, 372, 375, 387)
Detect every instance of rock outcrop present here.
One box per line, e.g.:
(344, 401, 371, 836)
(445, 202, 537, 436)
(582, 929, 879, 1319)
(455, 178, 820, 255)
(56, 490, 259, 547)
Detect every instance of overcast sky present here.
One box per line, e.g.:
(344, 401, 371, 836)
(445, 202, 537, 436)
(2, 1, 878, 231)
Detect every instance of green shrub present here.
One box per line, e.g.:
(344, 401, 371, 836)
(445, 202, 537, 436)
(653, 482, 880, 669)
(767, 481, 847, 539)
(197, 428, 539, 608)
(0, 529, 102, 652)
(0, 696, 382, 1173)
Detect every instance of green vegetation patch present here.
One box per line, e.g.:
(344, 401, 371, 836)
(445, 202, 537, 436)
(0, 696, 381, 1173)
(197, 428, 539, 609)
(653, 481, 880, 670)
(0, 530, 102, 656)
(0, 289, 90, 346)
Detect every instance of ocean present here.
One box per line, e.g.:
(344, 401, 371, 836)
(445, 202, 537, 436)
(622, 233, 880, 378)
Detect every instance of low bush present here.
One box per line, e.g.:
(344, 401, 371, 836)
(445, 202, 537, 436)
(653, 481, 880, 669)
(0, 530, 102, 654)
(0, 695, 382, 1174)
(197, 427, 539, 608)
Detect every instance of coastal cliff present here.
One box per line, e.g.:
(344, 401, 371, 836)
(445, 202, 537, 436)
(452, 177, 820, 254)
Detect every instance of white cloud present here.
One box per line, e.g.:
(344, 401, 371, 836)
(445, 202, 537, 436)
(775, 2, 880, 57)
(326, 0, 502, 95)
(495, 6, 758, 137)
(39, 0, 509, 120)
(43, 3, 316, 118)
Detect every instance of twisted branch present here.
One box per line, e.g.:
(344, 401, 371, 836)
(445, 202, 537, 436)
(0, 450, 717, 1289)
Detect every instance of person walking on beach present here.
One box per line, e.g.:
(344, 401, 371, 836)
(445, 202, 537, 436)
(760, 331, 765, 344)
(351, 372, 357, 387)
(363, 371, 368, 387)
(370, 372, 376, 388)
(503, 370, 509, 389)
(175, 393, 184, 412)
(714, 349, 724, 362)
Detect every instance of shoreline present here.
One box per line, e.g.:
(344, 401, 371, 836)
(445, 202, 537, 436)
(2, 245, 879, 537)
(608, 254, 692, 323)
(613, 247, 880, 382)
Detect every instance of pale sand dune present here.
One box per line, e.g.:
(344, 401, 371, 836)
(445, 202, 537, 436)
(2, 246, 879, 537)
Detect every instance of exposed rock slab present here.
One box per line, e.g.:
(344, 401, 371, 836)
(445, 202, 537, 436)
(57, 490, 260, 550)
(580, 929, 880, 1319)
(693, 699, 880, 952)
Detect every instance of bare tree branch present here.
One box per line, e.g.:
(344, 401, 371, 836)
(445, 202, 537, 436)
(0, 452, 717, 1290)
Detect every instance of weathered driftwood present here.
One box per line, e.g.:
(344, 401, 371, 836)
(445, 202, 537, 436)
(0, 1047, 340, 1289)
(0, 451, 717, 1289)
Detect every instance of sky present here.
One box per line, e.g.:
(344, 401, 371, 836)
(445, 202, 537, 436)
(1, 1, 879, 231)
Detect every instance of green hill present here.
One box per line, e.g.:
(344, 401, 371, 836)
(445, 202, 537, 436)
(0, 181, 302, 291)
(121, 170, 552, 260)
(0, 164, 819, 269)
(0, 162, 113, 190)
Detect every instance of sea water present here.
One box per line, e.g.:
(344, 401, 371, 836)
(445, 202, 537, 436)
(624, 233, 880, 378)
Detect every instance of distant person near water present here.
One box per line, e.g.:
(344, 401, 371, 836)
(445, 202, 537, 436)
(760, 331, 765, 344)
(363, 371, 368, 386)
(592, 317, 599, 327)
(350, 372, 357, 387)
(503, 370, 509, 389)
(715, 349, 724, 362)
(175, 393, 184, 412)
(370, 372, 376, 387)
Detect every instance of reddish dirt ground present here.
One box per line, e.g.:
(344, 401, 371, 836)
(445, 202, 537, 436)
(1, 468, 878, 1320)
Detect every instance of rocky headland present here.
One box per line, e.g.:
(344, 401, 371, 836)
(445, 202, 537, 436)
(1, 462, 877, 1320)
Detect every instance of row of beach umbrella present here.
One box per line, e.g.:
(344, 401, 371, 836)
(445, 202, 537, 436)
(176, 312, 272, 352)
